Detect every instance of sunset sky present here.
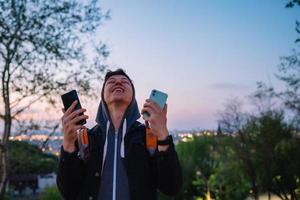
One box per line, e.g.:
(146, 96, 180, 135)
(3, 1, 299, 133)
(78, 0, 299, 130)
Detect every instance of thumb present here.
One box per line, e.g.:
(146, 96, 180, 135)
(163, 104, 168, 115)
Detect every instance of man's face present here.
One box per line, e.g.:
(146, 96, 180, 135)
(103, 75, 133, 107)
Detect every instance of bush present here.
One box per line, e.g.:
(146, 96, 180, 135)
(40, 186, 62, 200)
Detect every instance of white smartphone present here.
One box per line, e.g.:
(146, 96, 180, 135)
(143, 89, 168, 120)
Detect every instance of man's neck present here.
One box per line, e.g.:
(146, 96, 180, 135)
(108, 103, 127, 131)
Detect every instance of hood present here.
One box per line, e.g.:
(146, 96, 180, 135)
(95, 97, 141, 132)
(95, 93, 140, 160)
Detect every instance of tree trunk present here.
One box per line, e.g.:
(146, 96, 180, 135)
(0, 148, 8, 199)
(0, 64, 12, 199)
(290, 189, 298, 200)
(0, 120, 11, 199)
(251, 179, 259, 200)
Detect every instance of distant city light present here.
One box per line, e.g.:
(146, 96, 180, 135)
(9, 129, 222, 156)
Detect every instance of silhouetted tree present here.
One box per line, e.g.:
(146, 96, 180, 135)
(0, 0, 110, 197)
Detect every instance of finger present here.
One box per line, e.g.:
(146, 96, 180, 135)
(65, 108, 86, 119)
(145, 120, 149, 127)
(64, 100, 78, 116)
(64, 108, 87, 122)
(144, 104, 160, 115)
(69, 114, 89, 125)
(67, 125, 86, 135)
(163, 104, 168, 115)
(143, 102, 161, 113)
(73, 125, 86, 131)
(141, 107, 155, 117)
(151, 101, 163, 112)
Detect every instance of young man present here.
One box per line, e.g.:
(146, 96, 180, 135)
(57, 69, 182, 200)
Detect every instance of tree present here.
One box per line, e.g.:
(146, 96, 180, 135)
(280, 0, 300, 131)
(219, 98, 260, 200)
(8, 140, 58, 175)
(277, 51, 300, 130)
(175, 135, 218, 199)
(173, 133, 251, 200)
(236, 107, 300, 200)
(286, 0, 300, 8)
(219, 94, 300, 200)
(0, 0, 110, 197)
(208, 136, 250, 200)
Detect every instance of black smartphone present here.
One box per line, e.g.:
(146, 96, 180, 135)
(61, 90, 86, 125)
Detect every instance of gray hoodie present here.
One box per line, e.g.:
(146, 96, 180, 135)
(95, 96, 141, 200)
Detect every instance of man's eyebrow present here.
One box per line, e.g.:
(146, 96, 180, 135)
(122, 78, 130, 81)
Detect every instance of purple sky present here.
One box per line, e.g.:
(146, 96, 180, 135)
(75, 0, 300, 130)
(3, 1, 298, 134)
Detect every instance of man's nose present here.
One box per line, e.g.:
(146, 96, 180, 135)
(114, 79, 123, 85)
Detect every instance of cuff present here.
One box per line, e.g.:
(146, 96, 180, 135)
(60, 146, 79, 163)
(156, 142, 176, 161)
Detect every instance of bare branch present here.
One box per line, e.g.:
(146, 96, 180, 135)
(41, 123, 60, 150)
(12, 92, 50, 118)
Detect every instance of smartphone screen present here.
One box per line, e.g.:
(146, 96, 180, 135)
(61, 90, 86, 125)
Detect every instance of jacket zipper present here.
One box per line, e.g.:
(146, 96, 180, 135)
(112, 131, 118, 200)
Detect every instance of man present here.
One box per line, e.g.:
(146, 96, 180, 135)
(57, 69, 182, 200)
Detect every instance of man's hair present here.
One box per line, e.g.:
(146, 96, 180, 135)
(104, 68, 133, 84)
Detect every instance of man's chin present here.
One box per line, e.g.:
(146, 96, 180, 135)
(111, 97, 127, 104)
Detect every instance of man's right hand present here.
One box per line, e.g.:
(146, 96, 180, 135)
(61, 100, 88, 153)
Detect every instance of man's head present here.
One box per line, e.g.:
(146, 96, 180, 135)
(102, 69, 134, 108)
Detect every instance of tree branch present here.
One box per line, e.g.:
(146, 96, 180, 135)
(41, 123, 60, 150)
(12, 92, 50, 118)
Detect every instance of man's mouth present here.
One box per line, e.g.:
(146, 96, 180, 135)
(112, 87, 124, 93)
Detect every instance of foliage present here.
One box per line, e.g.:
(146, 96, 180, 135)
(0, 0, 109, 196)
(40, 186, 62, 200)
(174, 135, 249, 200)
(8, 140, 57, 175)
(175, 112, 300, 200)
(208, 136, 250, 200)
(175, 136, 213, 199)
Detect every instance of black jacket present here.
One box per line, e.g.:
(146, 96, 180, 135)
(56, 121, 182, 200)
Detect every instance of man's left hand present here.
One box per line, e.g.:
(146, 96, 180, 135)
(141, 99, 169, 141)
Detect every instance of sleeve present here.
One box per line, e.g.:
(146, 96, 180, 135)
(154, 142, 183, 196)
(56, 145, 85, 200)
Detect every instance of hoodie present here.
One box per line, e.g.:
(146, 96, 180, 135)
(95, 94, 141, 200)
(57, 71, 182, 200)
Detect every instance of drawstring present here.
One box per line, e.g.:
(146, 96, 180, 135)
(101, 119, 127, 175)
(101, 121, 110, 175)
(120, 118, 127, 158)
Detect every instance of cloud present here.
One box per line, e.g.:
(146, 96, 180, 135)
(210, 82, 250, 90)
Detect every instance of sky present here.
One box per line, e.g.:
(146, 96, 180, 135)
(1, 1, 299, 136)
(81, 0, 300, 130)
